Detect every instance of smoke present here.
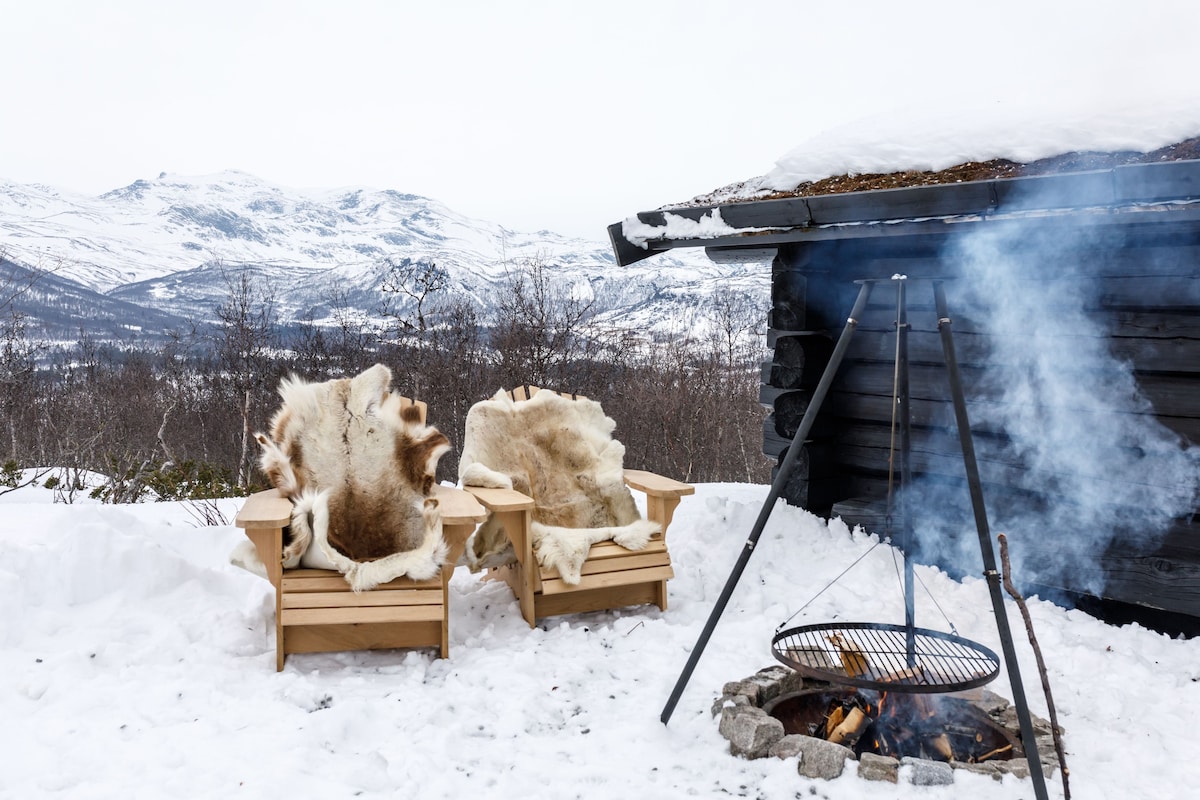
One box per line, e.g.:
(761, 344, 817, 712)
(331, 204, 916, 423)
(903, 214, 1200, 599)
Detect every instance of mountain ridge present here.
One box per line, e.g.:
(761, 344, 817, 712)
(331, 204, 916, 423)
(0, 171, 768, 343)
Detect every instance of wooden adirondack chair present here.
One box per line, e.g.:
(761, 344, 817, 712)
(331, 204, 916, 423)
(460, 386, 694, 627)
(235, 397, 486, 670)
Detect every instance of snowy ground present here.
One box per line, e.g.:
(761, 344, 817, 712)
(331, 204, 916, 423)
(3, 480, 1199, 799)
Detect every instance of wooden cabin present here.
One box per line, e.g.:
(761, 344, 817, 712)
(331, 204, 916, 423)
(609, 154, 1200, 634)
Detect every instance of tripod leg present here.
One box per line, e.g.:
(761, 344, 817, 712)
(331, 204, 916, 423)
(933, 281, 1050, 800)
(660, 280, 875, 724)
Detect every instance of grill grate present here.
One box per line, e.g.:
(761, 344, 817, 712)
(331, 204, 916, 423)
(772, 621, 1000, 693)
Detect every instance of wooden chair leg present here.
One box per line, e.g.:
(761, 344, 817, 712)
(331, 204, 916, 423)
(439, 520, 477, 660)
(242, 526, 287, 670)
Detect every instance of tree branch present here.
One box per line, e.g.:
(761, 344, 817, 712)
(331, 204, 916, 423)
(998, 532, 1070, 800)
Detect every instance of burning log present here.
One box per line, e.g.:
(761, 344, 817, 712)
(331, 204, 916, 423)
(929, 733, 955, 762)
(828, 706, 870, 746)
(824, 704, 846, 739)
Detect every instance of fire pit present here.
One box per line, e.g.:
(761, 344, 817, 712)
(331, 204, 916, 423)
(764, 688, 1017, 764)
(714, 665, 1060, 785)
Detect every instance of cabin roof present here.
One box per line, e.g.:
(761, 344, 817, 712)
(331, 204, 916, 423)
(609, 138, 1200, 266)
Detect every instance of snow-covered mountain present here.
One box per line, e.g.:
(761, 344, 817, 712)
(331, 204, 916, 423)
(0, 171, 768, 343)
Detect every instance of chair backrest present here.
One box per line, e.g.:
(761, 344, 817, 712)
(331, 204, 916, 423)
(505, 385, 586, 402)
(390, 393, 427, 424)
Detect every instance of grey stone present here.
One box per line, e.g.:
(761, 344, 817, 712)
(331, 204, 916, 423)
(975, 688, 1011, 715)
(718, 704, 761, 738)
(857, 752, 899, 783)
(794, 736, 854, 780)
(723, 706, 785, 759)
(710, 693, 752, 717)
(721, 680, 761, 704)
(903, 757, 954, 786)
(746, 666, 793, 704)
(768, 734, 806, 760)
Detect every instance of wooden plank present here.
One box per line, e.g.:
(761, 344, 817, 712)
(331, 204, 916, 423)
(535, 581, 663, 618)
(539, 551, 671, 583)
(623, 469, 694, 497)
(539, 565, 674, 596)
(825, 359, 1200, 421)
(463, 485, 536, 512)
(581, 537, 668, 561)
(781, 388, 1200, 445)
(282, 603, 443, 627)
(282, 589, 442, 609)
(1022, 551, 1200, 619)
(1114, 160, 1200, 201)
(235, 489, 293, 529)
(282, 570, 443, 592)
(430, 483, 488, 525)
(284, 621, 442, 655)
(806, 181, 997, 225)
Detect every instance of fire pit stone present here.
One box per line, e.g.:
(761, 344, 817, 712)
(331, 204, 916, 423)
(713, 664, 1061, 785)
(717, 705, 785, 759)
(857, 752, 900, 783)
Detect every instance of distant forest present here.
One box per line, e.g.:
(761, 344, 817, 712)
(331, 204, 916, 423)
(1, 257, 770, 503)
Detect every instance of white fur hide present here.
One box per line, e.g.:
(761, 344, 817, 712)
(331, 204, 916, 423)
(459, 389, 660, 584)
(251, 364, 450, 591)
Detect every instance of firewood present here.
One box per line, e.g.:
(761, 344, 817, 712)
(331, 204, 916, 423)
(828, 706, 869, 746)
(824, 704, 847, 739)
(929, 733, 955, 761)
(878, 664, 925, 685)
(826, 633, 871, 678)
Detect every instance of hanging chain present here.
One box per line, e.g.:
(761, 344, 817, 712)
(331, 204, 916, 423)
(774, 537, 885, 633)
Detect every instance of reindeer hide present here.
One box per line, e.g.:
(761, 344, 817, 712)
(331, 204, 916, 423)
(253, 364, 450, 591)
(459, 389, 659, 584)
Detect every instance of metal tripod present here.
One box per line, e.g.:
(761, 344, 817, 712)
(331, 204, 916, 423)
(660, 277, 1050, 800)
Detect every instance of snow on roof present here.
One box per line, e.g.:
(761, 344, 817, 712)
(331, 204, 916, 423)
(687, 95, 1200, 207)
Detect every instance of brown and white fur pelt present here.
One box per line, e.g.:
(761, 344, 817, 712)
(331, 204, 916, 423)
(459, 388, 660, 585)
(253, 364, 451, 591)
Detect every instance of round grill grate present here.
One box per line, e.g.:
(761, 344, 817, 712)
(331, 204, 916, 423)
(772, 621, 1001, 693)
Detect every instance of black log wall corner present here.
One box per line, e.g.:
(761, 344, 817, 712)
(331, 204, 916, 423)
(758, 220, 1200, 627)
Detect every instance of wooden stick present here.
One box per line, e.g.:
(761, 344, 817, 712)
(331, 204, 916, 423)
(998, 533, 1070, 800)
(977, 743, 1014, 762)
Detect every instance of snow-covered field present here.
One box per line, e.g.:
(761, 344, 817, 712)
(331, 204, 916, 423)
(3, 480, 1198, 799)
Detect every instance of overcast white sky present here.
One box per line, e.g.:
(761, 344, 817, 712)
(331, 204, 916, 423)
(3, 0, 1198, 240)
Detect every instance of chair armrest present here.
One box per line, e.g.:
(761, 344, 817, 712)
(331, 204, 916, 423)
(623, 469, 695, 499)
(431, 484, 489, 525)
(461, 485, 536, 512)
(623, 470, 693, 537)
(236, 488, 293, 529)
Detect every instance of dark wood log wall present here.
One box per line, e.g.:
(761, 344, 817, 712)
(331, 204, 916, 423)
(762, 217, 1200, 627)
